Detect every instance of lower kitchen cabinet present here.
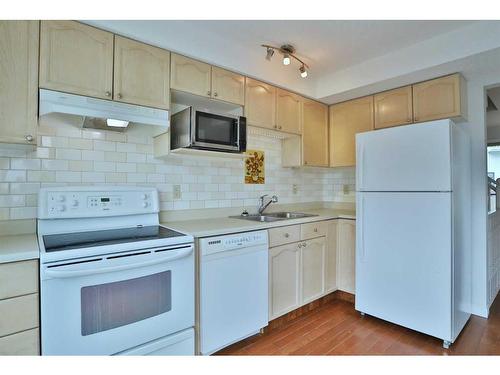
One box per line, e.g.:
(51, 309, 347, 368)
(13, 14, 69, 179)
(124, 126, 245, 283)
(269, 242, 301, 319)
(301, 237, 326, 304)
(337, 219, 356, 294)
(325, 220, 338, 293)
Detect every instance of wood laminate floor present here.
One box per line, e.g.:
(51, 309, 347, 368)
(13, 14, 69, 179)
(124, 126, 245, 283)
(216, 294, 500, 355)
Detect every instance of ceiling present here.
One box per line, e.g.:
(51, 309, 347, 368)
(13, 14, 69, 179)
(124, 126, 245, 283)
(85, 20, 475, 98)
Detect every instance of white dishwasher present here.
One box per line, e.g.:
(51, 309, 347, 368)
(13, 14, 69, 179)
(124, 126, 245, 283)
(199, 230, 269, 355)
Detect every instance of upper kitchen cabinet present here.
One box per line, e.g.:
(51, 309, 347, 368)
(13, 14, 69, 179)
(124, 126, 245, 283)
(113, 36, 170, 109)
(302, 99, 329, 167)
(0, 21, 39, 146)
(374, 86, 413, 129)
(329, 96, 374, 167)
(245, 78, 276, 130)
(211, 67, 245, 105)
(276, 89, 302, 134)
(412, 73, 467, 123)
(39, 21, 114, 99)
(170, 53, 211, 98)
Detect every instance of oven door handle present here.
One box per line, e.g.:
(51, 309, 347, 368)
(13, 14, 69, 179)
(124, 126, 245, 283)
(43, 246, 193, 279)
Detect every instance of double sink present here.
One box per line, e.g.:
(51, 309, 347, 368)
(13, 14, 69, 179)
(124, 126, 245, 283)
(230, 211, 318, 222)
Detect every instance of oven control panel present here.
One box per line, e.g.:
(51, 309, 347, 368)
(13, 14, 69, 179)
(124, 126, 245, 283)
(38, 187, 159, 219)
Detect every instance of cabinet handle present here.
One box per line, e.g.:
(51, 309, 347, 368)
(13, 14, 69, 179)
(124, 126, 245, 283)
(207, 91, 211, 96)
(298, 243, 302, 248)
(105, 91, 111, 97)
(278, 126, 282, 129)
(214, 92, 218, 97)
(304, 161, 308, 165)
(314, 228, 318, 232)
(117, 93, 123, 99)
(25, 134, 34, 143)
(274, 125, 278, 129)
(302, 242, 307, 247)
(284, 233, 290, 238)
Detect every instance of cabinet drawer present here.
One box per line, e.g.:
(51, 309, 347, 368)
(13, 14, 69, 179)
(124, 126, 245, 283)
(0, 293, 39, 337)
(0, 260, 38, 300)
(301, 221, 327, 240)
(268, 225, 300, 248)
(0, 328, 39, 355)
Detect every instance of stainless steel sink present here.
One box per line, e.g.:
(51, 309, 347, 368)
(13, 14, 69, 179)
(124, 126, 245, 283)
(230, 212, 318, 222)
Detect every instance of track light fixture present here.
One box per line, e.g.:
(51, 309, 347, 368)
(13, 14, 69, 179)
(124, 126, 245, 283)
(262, 44, 309, 78)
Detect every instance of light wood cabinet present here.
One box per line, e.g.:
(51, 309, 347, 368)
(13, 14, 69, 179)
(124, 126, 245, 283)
(276, 89, 302, 134)
(374, 86, 413, 129)
(301, 237, 326, 304)
(113, 36, 170, 109)
(329, 96, 374, 167)
(39, 20, 114, 99)
(0, 21, 39, 146)
(0, 260, 38, 300)
(170, 53, 211, 98)
(268, 225, 300, 248)
(325, 220, 338, 293)
(301, 221, 327, 240)
(413, 73, 467, 123)
(0, 328, 39, 355)
(269, 243, 301, 319)
(302, 99, 329, 167)
(244, 78, 276, 129)
(211, 67, 245, 105)
(337, 219, 356, 294)
(0, 293, 39, 337)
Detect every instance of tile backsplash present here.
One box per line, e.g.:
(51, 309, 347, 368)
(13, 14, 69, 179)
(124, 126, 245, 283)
(0, 117, 355, 222)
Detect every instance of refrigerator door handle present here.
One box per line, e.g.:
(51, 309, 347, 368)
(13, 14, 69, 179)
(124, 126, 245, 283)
(358, 142, 365, 191)
(359, 195, 366, 263)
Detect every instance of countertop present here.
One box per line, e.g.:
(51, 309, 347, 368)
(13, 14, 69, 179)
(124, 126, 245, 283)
(161, 208, 356, 238)
(0, 234, 39, 264)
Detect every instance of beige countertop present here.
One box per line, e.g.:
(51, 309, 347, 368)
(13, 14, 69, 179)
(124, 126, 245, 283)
(0, 234, 39, 264)
(161, 207, 356, 238)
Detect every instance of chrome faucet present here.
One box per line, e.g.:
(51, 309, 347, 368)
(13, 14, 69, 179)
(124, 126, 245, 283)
(258, 194, 278, 215)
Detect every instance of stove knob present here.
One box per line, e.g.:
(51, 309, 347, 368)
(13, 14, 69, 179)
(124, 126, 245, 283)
(56, 205, 66, 212)
(57, 195, 65, 202)
(141, 194, 148, 200)
(142, 202, 149, 208)
(71, 200, 79, 207)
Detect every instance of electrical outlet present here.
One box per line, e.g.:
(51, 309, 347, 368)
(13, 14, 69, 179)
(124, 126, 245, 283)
(173, 185, 182, 200)
(292, 184, 298, 195)
(343, 184, 350, 194)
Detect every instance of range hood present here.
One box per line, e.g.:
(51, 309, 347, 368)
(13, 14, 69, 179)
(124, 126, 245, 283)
(39, 89, 169, 129)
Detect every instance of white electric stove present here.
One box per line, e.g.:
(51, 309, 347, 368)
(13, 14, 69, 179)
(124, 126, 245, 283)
(37, 186, 195, 355)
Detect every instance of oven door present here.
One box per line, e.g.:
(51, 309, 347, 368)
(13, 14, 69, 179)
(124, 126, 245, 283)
(192, 110, 240, 151)
(40, 244, 194, 355)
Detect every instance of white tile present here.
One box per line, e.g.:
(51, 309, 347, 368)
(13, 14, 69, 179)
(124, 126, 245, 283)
(41, 136, 68, 148)
(116, 142, 136, 153)
(31, 147, 55, 159)
(173, 201, 190, 210)
(10, 207, 37, 220)
(104, 152, 126, 163)
(147, 174, 165, 183)
(82, 172, 105, 183)
(0, 208, 9, 220)
(127, 173, 147, 183)
(126, 153, 146, 163)
(27, 170, 54, 182)
(56, 149, 81, 161)
(105, 132, 127, 142)
(0, 183, 8, 194)
(0, 195, 25, 207)
(137, 163, 155, 173)
(68, 160, 93, 172)
(55, 171, 81, 183)
(0, 170, 26, 182)
(0, 158, 9, 169)
(94, 140, 116, 151)
(10, 158, 41, 170)
(42, 159, 69, 171)
(55, 127, 82, 138)
(9, 183, 40, 194)
(81, 150, 105, 161)
(68, 138, 93, 150)
(82, 129, 106, 140)
(94, 161, 115, 172)
(116, 163, 137, 173)
(105, 173, 127, 183)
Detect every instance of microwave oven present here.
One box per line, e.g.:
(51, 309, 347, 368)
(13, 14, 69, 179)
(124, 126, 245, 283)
(170, 107, 246, 153)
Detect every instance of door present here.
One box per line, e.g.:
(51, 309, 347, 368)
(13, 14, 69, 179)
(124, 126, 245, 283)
(337, 219, 356, 294)
(40, 245, 194, 355)
(211, 67, 245, 105)
(329, 96, 374, 167)
(413, 74, 465, 123)
(325, 220, 338, 293)
(356, 119, 452, 192)
(39, 21, 114, 99)
(0, 21, 38, 145)
(244, 78, 276, 130)
(301, 237, 326, 304)
(374, 86, 413, 129)
(302, 99, 329, 166)
(113, 36, 170, 109)
(276, 89, 302, 134)
(200, 246, 268, 355)
(170, 53, 211, 98)
(356, 192, 452, 341)
(269, 243, 300, 320)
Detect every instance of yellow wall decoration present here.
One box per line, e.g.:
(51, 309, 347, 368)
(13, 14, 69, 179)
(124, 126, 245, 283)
(244, 150, 265, 184)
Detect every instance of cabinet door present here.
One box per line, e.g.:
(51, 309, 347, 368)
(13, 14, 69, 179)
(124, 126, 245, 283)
(325, 220, 338, 293)
(0, 21, 38, 145)
(374, 86, 413, 129)
(413, 74, 466, 123)
(276, 89, 302, 134)
(337, 219, 356, 294)
(211, 66, 245, 105)
(39, 21, 113, 99)
(244, 78, 276, 129)
(170, 53, 211, 98)
(269, 243, 300, 319)
(301, 237, 326, 304)
(302, 99, 329, 166)
(113, 36, 170, 109)
(329, 96, 374, 167)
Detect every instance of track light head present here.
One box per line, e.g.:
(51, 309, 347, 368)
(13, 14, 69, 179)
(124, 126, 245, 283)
(299, 65, 308, 78)
(265, 47, 274, 61)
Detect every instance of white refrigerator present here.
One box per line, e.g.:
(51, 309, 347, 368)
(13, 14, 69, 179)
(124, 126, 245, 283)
(355, 119, 471, 348)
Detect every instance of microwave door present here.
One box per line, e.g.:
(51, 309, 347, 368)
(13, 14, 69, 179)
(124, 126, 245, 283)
(193, 111, 239, 151)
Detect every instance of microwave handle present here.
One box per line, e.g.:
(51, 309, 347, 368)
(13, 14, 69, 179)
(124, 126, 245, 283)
(239, 116, 247, 152)
(43, 246, 193, 279)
